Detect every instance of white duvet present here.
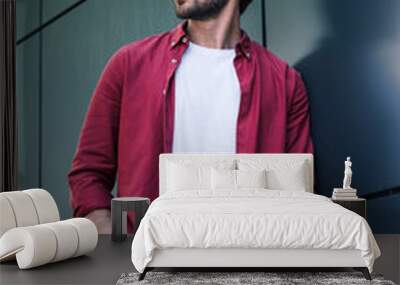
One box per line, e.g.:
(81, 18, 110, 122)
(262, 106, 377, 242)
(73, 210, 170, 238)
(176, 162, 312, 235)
(131, 190, 380, 273)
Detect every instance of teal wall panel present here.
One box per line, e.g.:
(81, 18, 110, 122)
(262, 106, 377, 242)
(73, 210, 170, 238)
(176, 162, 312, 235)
(265, 0, 400, 233)
(16, 0, 40, 40)
(241, 0, 263, 44)
(265, 0, 327, 65)
(41, 0, 179, 218)
(16, 36, 40, 189)
(42, 0, 80, 22)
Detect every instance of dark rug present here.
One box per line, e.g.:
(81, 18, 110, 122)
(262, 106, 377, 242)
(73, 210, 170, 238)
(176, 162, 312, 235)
(116, 272, 396, 285)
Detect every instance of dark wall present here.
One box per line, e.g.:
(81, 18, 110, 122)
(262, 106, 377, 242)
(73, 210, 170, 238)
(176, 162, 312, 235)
(266, 0, 400, 233)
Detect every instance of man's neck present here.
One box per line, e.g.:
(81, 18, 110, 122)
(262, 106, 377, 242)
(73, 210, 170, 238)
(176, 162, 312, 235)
(186, 2, 241, 49)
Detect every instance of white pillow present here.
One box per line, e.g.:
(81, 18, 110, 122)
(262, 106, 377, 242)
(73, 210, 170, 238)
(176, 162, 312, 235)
(166, 160, 235, 192)
(211, 168, 267, 190)
(167, 163, 209, 191)
(237, 169, 267, 188)
(237, 159, 309, 191)
(211, 168, 236, 189)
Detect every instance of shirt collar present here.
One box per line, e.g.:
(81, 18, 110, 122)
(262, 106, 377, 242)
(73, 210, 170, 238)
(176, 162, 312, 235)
(235, 30, 252, 59)
(170, 21, 252, 60)
(170, 22, 189, 49)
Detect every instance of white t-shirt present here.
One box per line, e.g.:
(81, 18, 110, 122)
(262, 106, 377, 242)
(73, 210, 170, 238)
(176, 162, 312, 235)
(172, 42, 240, 153)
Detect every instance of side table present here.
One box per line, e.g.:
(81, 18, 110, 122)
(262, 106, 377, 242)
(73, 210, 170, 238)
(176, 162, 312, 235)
(111, 197, 150, 242)
(331, 197, 367, 219)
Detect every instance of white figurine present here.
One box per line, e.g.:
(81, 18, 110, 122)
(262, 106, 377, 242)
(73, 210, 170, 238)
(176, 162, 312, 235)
(342, 157, 353, 189)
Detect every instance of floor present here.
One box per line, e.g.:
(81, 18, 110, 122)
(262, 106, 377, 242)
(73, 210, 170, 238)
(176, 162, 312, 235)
(0, 236, 134, 284)
(0, 235, 399, 284)
(374, 235, 400, 284)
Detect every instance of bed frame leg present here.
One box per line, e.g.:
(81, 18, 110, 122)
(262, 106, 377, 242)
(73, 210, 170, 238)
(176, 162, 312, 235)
(138, 268, 148, 281)
(354, 267, 371, 280)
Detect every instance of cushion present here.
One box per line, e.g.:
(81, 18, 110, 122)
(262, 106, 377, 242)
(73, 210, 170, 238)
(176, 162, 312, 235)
(211, 168, 236, 189)
(0, 191, 39, 227)
(0, 189, 60, 237)
(237, 159, 309, 191)
(166, 160, 235, 191)
(237, 169, 267, 188)
(23, 189, 60, 224)
(211, 168, 267, 190)
(0, 196, 16, 237)
(63, 218, 98, 257)
(42, 222, 79, 262)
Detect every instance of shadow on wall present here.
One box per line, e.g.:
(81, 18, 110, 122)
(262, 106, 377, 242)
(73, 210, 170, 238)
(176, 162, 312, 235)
(295, 0, 400, 231)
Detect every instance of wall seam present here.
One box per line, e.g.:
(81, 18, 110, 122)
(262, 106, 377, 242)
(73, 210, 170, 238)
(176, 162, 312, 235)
(17, 0, 88, 45)
(38, 0, 43, 187)
(261, 0, 267, 47)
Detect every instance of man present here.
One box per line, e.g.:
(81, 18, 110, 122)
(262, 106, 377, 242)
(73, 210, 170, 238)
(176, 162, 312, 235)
(68, 0, 313, 234)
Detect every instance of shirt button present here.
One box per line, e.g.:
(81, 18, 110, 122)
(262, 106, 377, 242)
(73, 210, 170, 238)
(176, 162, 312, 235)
(171, 58, 178, 64)
(162, 89, 167, 95)
(182, 37, 188, 43)
(171, 41, 176, 47)
(246, 52, 251, 58)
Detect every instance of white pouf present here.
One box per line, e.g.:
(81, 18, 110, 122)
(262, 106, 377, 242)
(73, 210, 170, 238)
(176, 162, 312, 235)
(0, 189, 98, 269)
(0, 218, 98, 269)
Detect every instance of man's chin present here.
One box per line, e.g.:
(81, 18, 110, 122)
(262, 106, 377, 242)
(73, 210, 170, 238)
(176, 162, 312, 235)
(175, 9, 215, 21)
(173, 0, 228, 21)
(175, 9, 201, 20)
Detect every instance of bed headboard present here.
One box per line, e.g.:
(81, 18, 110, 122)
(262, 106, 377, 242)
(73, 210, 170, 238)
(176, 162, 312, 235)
(159, 153, 314, 195)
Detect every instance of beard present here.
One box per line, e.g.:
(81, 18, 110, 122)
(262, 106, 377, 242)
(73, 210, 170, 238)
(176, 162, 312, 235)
(173, 0, 229, 21)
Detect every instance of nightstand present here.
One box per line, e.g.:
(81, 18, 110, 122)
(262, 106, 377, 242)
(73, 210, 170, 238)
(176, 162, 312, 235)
(111, 197, 150, 242)
(331, 198, 366, 219)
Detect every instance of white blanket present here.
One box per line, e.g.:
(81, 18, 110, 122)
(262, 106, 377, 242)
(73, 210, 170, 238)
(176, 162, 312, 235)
(131, 190, 380, 273)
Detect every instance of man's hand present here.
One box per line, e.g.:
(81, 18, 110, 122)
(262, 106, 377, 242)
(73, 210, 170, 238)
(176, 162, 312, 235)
(85, 209, 112, 234)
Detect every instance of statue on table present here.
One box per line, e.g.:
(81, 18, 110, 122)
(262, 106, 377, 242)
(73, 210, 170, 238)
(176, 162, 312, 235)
(342, 157, 353, 189)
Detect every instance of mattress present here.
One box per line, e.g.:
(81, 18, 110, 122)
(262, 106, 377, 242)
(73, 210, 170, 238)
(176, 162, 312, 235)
(131, 189, 380, 273)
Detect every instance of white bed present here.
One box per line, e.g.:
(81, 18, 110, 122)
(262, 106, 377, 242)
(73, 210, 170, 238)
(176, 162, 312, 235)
(131, 154, 380, 280)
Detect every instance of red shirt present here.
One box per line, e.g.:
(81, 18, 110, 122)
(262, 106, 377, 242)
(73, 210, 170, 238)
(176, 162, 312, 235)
(68, 23, 313, 217)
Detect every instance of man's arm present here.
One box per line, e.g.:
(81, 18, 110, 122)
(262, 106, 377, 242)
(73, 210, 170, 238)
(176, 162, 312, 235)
(85, 209, 112, 234)
(68, 47, 127, 233)
(286, 71, 314, 153)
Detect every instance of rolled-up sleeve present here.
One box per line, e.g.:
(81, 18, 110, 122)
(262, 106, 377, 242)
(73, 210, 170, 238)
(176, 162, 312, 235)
(68, 47, 126, 217)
